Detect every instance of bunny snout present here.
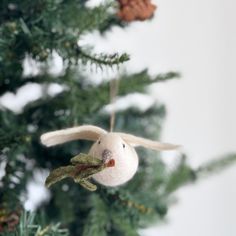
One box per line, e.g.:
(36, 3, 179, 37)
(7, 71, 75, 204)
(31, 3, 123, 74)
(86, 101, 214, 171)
(102, 149, 113, 163)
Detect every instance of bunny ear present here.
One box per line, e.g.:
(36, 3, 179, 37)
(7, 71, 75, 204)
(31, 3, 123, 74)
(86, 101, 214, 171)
(41, 125, 107, 147)
(118, 133, 180, 151)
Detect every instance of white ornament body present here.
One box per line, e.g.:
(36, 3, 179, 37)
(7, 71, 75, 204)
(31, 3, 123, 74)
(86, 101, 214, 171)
(41, 125, 179, 188)
(89, 133, 139, 187)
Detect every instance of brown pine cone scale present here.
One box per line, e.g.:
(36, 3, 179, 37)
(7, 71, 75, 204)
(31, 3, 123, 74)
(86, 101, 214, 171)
(117, 0, 157, 22)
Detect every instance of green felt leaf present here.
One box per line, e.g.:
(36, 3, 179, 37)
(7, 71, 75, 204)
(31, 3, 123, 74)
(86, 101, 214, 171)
(70, 153, 103, 165)
(45, 154, 107, 191)
(77, 179, 97, 192)
(45, 166, 75, 188)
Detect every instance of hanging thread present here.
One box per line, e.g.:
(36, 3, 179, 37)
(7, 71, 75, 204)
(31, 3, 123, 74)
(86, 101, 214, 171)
(110, 79, 119, 132)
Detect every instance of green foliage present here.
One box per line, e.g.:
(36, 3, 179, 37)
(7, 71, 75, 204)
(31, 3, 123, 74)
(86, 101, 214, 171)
(82, 194, 109, 236)
(164, 155, 196, 194)
(0, 0, 125, 90)
(196, 153, 236, 178)
(2, 211, 69, 236)
(78, 48, 130, 68)
(164, 154, 236, 195)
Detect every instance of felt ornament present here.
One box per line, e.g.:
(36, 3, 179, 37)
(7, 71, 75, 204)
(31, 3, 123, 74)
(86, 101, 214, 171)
(41, 125, 179, 188)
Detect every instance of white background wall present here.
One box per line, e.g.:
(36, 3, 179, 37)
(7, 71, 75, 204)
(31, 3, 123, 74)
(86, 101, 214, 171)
(89, 0, 236, 235)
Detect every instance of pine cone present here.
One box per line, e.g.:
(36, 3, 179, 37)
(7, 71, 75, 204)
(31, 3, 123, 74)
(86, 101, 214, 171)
(0, 209, 20, 233)
(117, 0, 157, 22)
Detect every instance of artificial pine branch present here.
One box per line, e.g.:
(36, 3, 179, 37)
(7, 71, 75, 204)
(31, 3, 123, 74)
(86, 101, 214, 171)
(77, 47, 130, 68)
(196, 153, 236, 178)
(165, 154, 236, 195)
(82, 195, 109, 236)
(1, 211, 69, 236)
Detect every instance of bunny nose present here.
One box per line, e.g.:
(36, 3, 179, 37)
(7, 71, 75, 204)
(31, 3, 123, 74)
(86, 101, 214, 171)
(102, 149, 112, 163)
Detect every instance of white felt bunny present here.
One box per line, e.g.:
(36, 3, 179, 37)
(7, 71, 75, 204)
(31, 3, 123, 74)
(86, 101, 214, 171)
(41, 125, 179, 187)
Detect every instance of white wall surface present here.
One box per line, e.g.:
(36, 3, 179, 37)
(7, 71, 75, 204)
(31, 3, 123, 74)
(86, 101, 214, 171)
(88, 0, 236, 235)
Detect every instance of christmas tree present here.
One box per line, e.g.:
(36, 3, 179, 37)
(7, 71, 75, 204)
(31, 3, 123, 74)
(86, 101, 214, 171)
(0, 0, 235, 235)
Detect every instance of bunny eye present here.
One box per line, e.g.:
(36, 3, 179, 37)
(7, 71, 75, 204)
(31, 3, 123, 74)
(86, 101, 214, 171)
(122, 143, 125, 148)
(98, 140, 101, 144)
